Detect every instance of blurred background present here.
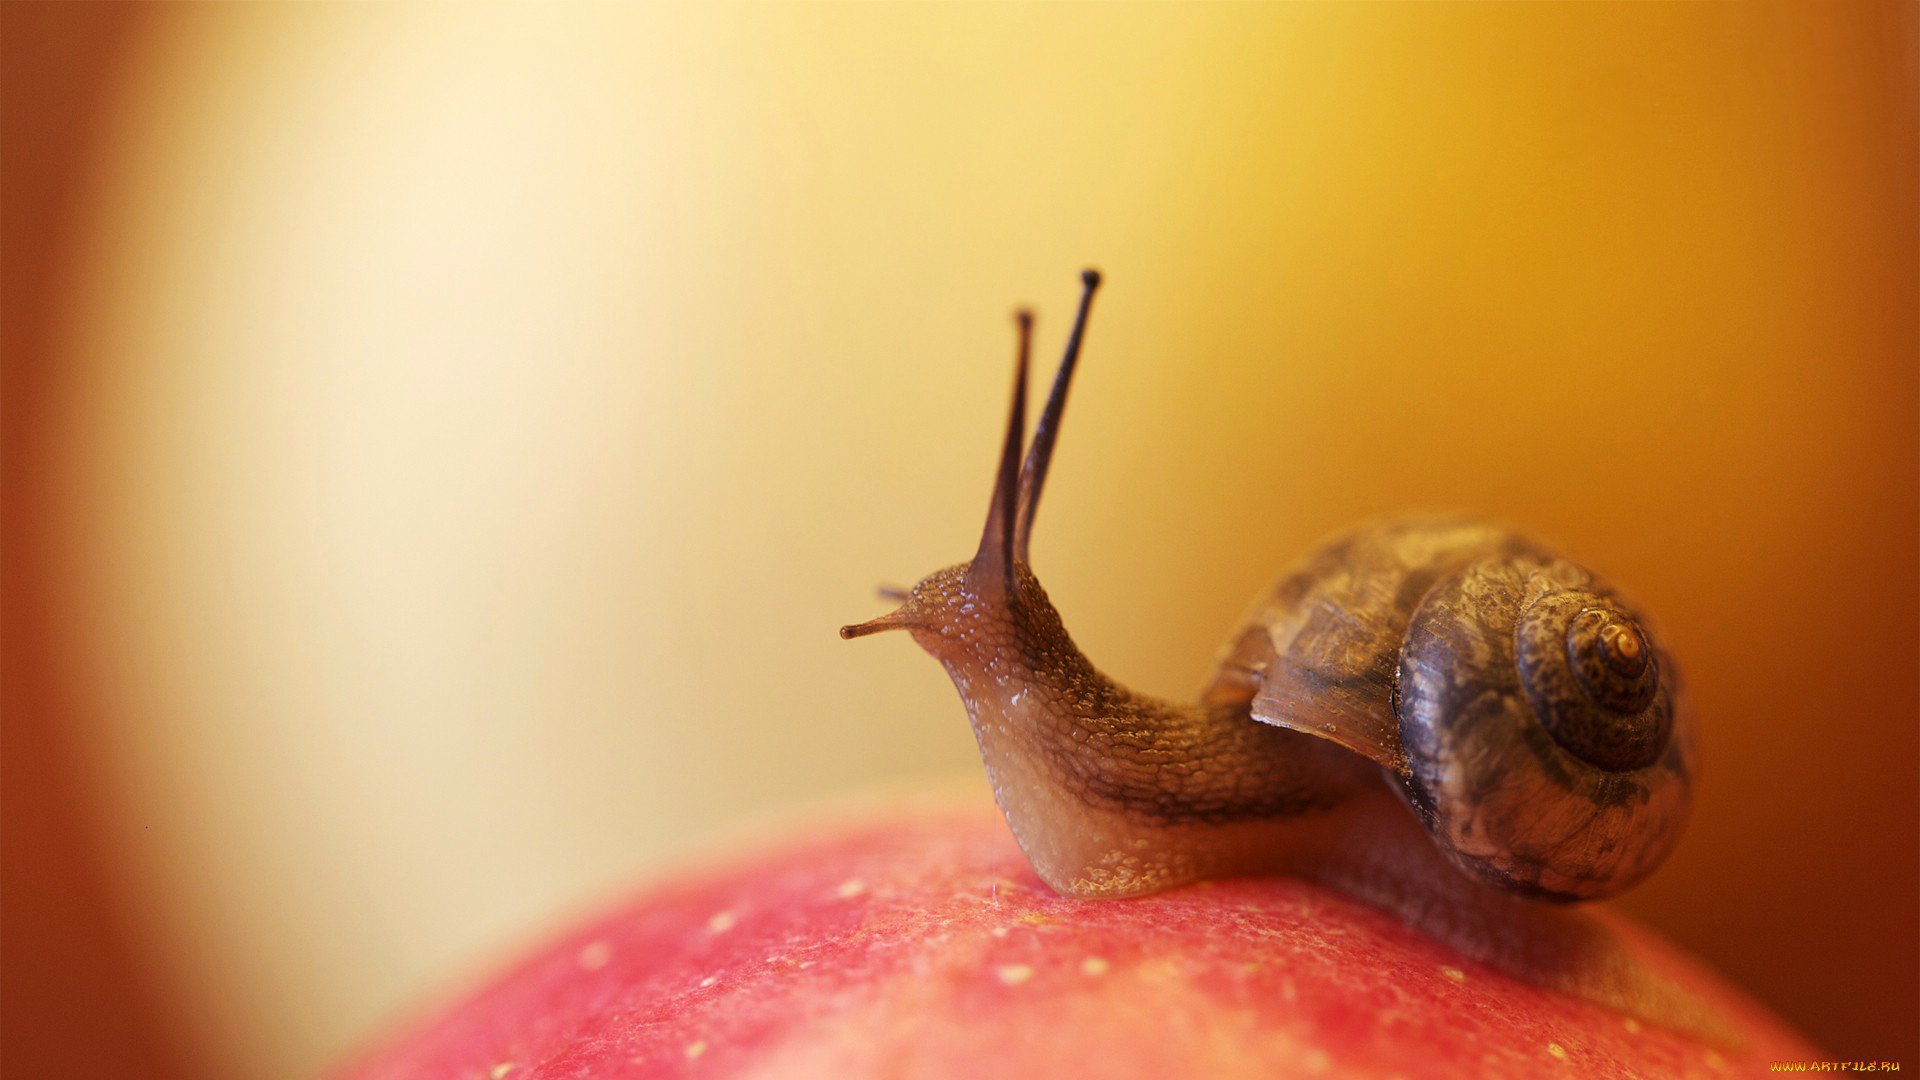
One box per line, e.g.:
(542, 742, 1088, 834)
(3, 4, 1914, 1077)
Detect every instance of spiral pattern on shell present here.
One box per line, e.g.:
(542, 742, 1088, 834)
(1518, 594, 1670, 772)
(1396, 555, 1694, 901)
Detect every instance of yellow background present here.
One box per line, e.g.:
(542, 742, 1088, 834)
(6, 4, 1914, 1077)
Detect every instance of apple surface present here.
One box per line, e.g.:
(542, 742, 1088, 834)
(332, 796, 1814, 1079)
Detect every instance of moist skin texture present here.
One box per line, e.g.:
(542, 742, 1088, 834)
(902, 563, 1377, 900)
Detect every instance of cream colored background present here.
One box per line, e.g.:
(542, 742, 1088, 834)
(46, 5, 1915, 1076)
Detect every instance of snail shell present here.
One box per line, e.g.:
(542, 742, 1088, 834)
(1203, 517, 1695, 900)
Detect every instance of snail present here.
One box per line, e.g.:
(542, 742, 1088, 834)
(842, 270, 1695, 910)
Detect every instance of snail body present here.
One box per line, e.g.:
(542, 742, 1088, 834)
(844, 271, 1694, 909)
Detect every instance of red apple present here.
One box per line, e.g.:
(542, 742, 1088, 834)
(331, 796, 1814, 1079)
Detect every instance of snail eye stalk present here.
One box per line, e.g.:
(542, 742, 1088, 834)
(1015, 268, 1101, 563)
(966, 309, 1033, 600)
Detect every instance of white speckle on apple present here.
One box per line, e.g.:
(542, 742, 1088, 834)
(835, 879, 866, 899)
(707, 911, 737, 934)
(698, 976, 717, 988)
(685, 1040, 708, 1060)
(1548, 1042, 1568, 1061)
(1079, 956, 1109, 977)
(995, 964, 1034, 986)
(576, 941, 611, 970)
(489, 1064, 514, 1079)
(1442, 966, 1467, 985)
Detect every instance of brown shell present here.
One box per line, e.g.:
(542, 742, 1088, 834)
(1202, 516, 1694, 900)
(1202, 517, 1549, 774)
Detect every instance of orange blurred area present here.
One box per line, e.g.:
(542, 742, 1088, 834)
(4, 4, 1914, 1078)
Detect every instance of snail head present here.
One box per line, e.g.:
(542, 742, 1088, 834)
(840, 269, 1102, 663)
